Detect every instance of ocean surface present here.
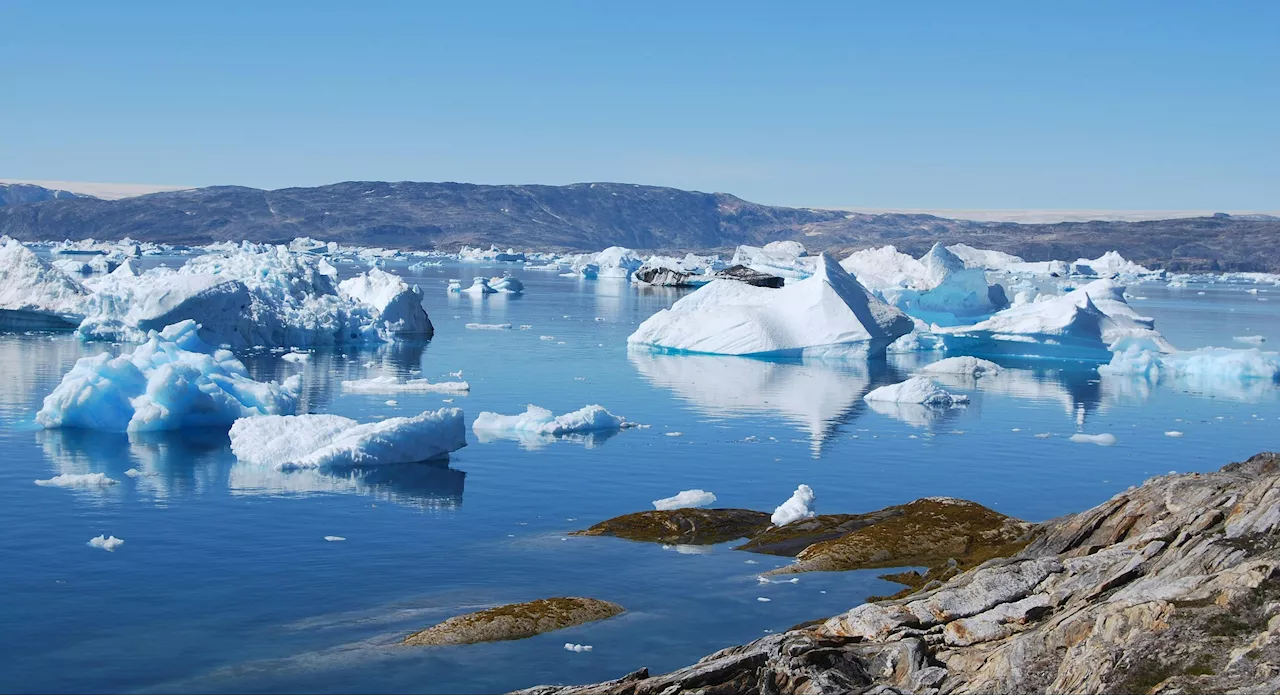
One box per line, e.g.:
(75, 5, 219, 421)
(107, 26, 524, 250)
(3, 259, 1278, 693)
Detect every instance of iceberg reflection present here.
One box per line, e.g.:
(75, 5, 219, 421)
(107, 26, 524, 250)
(629, 350, 901, 455)
(228, 460, 466, 510)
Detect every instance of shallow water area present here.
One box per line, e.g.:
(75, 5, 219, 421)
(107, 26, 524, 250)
(2, 261, 1279, 693)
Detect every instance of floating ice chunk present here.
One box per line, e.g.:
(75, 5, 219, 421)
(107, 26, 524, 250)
(1165, 431, 1185, 437)
(628, 254, 912, 359)
(916, 356, 1002, 378)
(488, 275, 524, 294)
(341, 376, 470, 394)
(473, 404, 633, 436)
(563, 643, 594, 652)
(281, 351, 310, 363)
(338, 268, 434, 339)
(1101, 338, 1280, 383)
(88, 535, 124, 551)
(665, 431, 683, 437)
(0, 237, 90, 330)
(771, 484, 816, 526)
(757, 597, 772, 602)
(540, 335, 556, 341)
(1069, 433, 1117, 446)
(465, 323, 512, 330)
(945, 244, 1024, 271)
(35, 472, 118, 488)
(324, 536, 346, 542)
(1235, 335, 1267, 345)
(228, 408, 466, 470)
(731, 241, 814, 280)
(864, 377, 969, 406)
(36, 320, 300, 432)
(459, 277, 498, 295)
(652, 489, 716, 511)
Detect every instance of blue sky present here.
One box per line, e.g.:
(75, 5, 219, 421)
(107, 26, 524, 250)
(2, 1, 1276, 209)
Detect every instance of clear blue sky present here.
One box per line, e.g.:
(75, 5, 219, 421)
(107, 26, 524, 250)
(2, 1, 1276, 209)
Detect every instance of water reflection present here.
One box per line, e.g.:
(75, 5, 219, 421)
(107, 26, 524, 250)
(0, 335, 113, 420)
(472, 428, 621, 450)
(36, 428, 229, 502)
(629, 350, 904, 455)
(228, 460, 466, 510)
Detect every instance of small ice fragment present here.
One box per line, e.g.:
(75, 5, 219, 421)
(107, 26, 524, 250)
(123, 468, 157, 478)
(665, 431, 683, 437)
(324, 536, 346, 542)
(519, 325, 533, 330)
(35, 473, 118, 488)
(449, 370, 463, 378)
(771, 485, 816, 526)
(652, 489, 716, 511)
(1234, 335, 1266, 345)
(1034, 433, 1053, 439)
(744, 559, 759, 565)
(1069, 433, 1117, 446)
(757, 597, 771, 602)
(88, 535, 123, 551)
(1011, 428, 1021, 432)
(442, 398, 453, 403)
(465, 323, 512, 330)
(563, 643, 592, 652)
(1165, 431, 1184, 437)
(540, 336, 556, 341)
(386, 400, 398, 406)
(282, 352, 310, 363)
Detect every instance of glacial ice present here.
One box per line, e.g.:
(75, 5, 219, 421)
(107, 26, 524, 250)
(36, 320, 301, 432)
(652, 489, 717, 511)
(916, 356, 1003, 378)
(458, 277, 498, 294)
(1100, 338, 1280, 384)
(34, 472, 119, 488)
(863, 377, 970, 406)
(337, 268, 434, 338)
(628, 253, 913, 359)
(840, 243, 1008, 320)
(87, 535, 124, 551)
(731, 241, 815, 280)
(0, 237, 91, 329)
(1069, 433, 1118, 446)
(341, 375, 471, 393)
(229, 408, 466, 470)
(771, 484, 816, 526)
(473, 404, 633, 437)
(488, 275, 524, 294)
(465, 323, 512, 330)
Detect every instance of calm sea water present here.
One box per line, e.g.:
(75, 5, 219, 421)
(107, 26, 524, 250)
(2, 260, 1277, 693)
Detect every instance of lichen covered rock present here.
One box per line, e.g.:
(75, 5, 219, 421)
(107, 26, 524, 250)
(403, 597, 624, 646)
(571, 508, 771, 545)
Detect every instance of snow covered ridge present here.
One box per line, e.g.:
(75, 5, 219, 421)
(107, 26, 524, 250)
(36, 320, 300, 432)
(628, 253, 913, 359)
(229, 408, 467, 470)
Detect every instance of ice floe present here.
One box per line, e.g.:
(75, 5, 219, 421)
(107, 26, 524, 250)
(34, 472, 118, 488)
(473, 404, 634, 440)
(36, 320, 301, 432)
(465, 323, 512, 330)
(340, 376, 470, 394)
(915, 356, 1002, 378)
(652, 489, 717, 511)
(88, 535, 124, 551)
(771, 484, 816, 526)
(1069, 433, 1117, 446)
(1100, 338, 1280, 383)
(863, 377, 970, 406)
(628, 253, 912, 359)
(229, 408, 466, 470)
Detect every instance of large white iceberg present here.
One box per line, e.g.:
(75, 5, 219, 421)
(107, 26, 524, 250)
(229, 408, 466, 470)
(0, 237, 91, 330)
(36, 320, 300, 432)
(1100, 337, 1280, 385)
(628, 253, 913, 359)
(337, 268, 434, 338)
(840, 243, 1008, 320)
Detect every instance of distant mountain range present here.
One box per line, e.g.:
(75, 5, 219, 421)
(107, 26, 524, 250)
(1, 181, 1276, 271)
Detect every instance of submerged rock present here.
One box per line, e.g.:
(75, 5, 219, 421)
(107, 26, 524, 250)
(572, 508, 771, 545)
(519, 452, 1280, 695)
(403, 597, 624, 646)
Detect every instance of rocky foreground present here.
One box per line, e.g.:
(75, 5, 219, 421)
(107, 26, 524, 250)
(520, 452, 1280, 694)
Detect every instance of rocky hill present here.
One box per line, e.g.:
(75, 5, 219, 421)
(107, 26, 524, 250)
(519, 452, 1280, 695)
(1, 180, 1275, 271)
(0, 183, 86, 206)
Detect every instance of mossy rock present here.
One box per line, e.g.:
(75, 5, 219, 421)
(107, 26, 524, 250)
(736, 510, 904, 557)
(402, 597, 624, 646)
(766, 497, 1033, 576)
(571, 508, 771, 545)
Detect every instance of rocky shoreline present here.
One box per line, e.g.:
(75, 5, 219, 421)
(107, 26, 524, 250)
(518, 452, 1280, 694)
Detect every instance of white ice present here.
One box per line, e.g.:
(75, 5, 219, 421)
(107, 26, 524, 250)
(652, 489, 717, 511)
(473, 404, 633, 437)
(0, 237, 91, 329)
(88, 535, 124, 551)
(771, 484, 816, 526)
(341, 375, 471, 393)
(1069, 433, 1118, 446)
(863, 377, 970, 406)
(338, 268, 434, 338)
(915, 356, 1002, 378)
(840, 243, 1008, 320)
(229, 408, 467, 470)
(465, 323, 512, 330)
(36, 320, 301, 432)
(35, 472, 118, 488)
(628, 253, 912, 359)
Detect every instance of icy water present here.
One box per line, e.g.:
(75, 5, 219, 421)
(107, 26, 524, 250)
(3, 261, 1278, 694)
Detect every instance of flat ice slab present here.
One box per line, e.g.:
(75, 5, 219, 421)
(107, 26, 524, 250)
(229, 408, 467, 470)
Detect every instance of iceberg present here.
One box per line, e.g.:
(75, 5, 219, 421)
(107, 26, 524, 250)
(916, 356, 1002, 378)
(228, 408, 466, 470)
(771, 484, 816, 526)
(652, 489, 717, 511)
(863, 377, 970, 405)
(35, 472, 119, 488)
(0, 237, 91, 330)
(458, 277, 498, 295)
(1069, 433, 1117, 446)
(1100, 338, 1280, 386)
(945, 244, 1025, 271)
(341, 375, 471, 393)
(337, 268, 434, 339)
(87, 535, 124, 551)
(731, 241, 815, 280)
(36, 320, 301, 432)
(488, 275, 524, 294)
(840, 243, 1008, 321)
(628, 253, 913, 359)
(473, 404, 632, 437)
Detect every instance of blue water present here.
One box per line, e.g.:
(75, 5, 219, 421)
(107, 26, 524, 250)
(2, 262, 1278, 693)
